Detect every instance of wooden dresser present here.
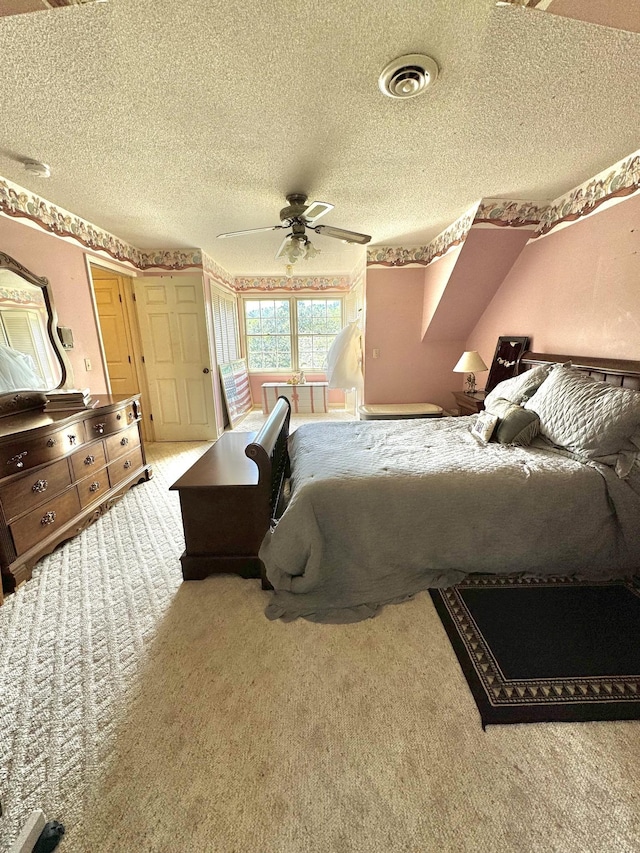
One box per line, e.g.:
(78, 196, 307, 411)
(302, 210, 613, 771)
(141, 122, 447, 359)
(0, 392, 151, 598)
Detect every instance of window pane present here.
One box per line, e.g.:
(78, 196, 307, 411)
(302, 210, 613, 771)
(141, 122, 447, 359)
(295, 298, 342, 370)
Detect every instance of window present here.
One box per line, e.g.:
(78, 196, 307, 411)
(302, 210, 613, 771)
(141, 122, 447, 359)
(243, 297, 343, 371)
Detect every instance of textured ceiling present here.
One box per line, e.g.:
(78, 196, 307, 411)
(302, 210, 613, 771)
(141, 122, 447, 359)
(0, 0, 638, 276)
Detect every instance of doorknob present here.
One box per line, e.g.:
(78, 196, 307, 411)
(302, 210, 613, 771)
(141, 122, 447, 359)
(203, 367, 210, 374)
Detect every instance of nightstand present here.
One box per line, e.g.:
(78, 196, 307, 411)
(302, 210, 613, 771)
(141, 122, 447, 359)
(451, 391, 486, 416)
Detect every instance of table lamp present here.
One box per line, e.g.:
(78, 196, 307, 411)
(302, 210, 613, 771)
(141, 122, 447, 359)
(453, 350, 488, 394)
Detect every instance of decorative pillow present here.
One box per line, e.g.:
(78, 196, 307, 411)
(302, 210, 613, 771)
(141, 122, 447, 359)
(484, 397, 540, 446)
(470, 411, 498, 444)
(523, 366, 640, 458)
(484, 363, 551, 409)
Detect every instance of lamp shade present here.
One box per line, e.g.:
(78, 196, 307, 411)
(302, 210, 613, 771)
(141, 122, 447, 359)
(453, 351, 488, 373)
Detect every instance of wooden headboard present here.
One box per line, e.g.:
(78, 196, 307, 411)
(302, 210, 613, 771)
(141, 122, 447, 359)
(519, 351, 640, 391)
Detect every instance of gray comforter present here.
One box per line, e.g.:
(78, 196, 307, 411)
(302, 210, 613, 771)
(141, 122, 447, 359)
(259, 417, 640, 622)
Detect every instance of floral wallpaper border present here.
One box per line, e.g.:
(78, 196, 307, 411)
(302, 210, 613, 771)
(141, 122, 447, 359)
(0, 286, 45, 306)
(475, 198, 547, 228)
(202, 251, 235, 291)
(3, 149, 638, 280)
(534, 149, 640, 238)
(366, 149, 640, 265)
(0, 177, 205, 272)
(367, 204, 478, 267)
(234, 276, 351, 292)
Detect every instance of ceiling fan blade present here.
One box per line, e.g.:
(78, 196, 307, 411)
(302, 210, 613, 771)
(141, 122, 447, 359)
(275, 234, 292, 259)
(217, 225, 284, 238)
(313, 224, 371, 244)
(301, 201, 334, 224)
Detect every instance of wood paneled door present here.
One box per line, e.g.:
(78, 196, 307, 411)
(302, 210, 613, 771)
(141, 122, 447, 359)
(133, 274, 219, 441)
(90, 265, 152, 441)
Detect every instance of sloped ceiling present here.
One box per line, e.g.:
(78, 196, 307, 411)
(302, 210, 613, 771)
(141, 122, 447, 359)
(0, 0, 638, 276)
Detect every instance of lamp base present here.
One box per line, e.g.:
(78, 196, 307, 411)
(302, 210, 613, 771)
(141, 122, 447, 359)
(464, 372, 477, 394)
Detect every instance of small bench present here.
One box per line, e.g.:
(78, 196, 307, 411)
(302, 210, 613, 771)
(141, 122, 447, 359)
(358, 403, 443, 420)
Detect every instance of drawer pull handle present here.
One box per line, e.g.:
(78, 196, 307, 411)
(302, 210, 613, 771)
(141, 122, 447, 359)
(41, 510, 56, 526)
(120, 437, 129, 446)
(32, 479, 48, 493)
(8, 452, 28, 469)
(84, 455, 96, 465)
(47, 438, 57, 447)
(68, 434, 77, 446)
(124, 460, 132, 469)
(116, 413, 122, 420)
(128, 411, 134, 420)
(94, 423, 105, 434)
(89, 481, 100, 493)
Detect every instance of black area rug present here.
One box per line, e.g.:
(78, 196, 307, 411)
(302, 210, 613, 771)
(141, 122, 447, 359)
(429, 576, 640, 727)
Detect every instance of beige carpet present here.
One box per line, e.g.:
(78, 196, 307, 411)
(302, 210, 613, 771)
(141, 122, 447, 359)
(0, 431, 639, 852)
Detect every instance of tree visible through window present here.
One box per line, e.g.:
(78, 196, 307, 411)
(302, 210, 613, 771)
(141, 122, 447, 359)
(297, 299, 342, 370)
(243, 297, 343, 371)
(245, 299, 292, 369)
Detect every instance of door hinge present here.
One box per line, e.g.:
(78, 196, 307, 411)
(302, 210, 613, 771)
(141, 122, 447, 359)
(141, 355, 145, 363)
(149, 413, 153, 421)
(132, 292, 137, 301)
(118, 293, 123, 302)
(128, 355, 131, 363)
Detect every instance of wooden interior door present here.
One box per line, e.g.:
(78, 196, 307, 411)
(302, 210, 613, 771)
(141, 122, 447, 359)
(91, 268, 138, 395)
(90, 265, 152, 441)
(134, 274, 218, 441)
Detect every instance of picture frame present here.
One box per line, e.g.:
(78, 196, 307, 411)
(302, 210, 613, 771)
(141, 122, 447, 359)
(484, 336, 530, 394)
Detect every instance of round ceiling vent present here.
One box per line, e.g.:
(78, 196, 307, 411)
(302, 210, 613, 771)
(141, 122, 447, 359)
(378, 53, 439, 99)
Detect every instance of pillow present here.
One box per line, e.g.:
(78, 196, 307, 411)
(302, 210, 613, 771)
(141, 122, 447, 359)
(470, 411, 498, 444)
(523, 366, 640, 458)
(484, 397, 540, 446)
(484, 363, 551, 408)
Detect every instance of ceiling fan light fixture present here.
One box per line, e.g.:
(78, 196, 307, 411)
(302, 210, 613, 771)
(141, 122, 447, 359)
(278, 234, 320, 265)
(378, 53, 439, 99)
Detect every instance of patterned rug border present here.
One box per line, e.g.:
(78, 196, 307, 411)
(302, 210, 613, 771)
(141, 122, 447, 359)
(429, 576, 640, 727)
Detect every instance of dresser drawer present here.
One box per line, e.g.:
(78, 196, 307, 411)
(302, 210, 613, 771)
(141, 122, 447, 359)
(85, 404, 136, 440)
(0, 458, 73, 522)
(105, 424, 140, 462)
(0, 423, 85, 475)
(70, 442, 107, 481)
(108, 447, 144, 488)
(77, 471, 109, 509)
(10, 488, 81, 555)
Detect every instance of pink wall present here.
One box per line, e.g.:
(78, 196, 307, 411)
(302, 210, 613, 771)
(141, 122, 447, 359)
(424, 229, 531, 342)
(466, 194, 640, 362)
(422, 247, 460, 338)
(0, 216, 110, 393)
(365, 267, 464, 409)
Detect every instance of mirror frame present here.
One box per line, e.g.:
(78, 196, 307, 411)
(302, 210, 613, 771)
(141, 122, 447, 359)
(0, 250, 72, 412)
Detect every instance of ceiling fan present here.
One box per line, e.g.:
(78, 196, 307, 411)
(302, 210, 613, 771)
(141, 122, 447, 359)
(217, 193, 371, 263)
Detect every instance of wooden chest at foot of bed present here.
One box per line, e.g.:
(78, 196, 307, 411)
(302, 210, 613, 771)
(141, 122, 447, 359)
(170, 431, 269, 580)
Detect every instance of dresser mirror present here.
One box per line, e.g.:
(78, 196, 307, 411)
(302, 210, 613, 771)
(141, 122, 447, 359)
(0, 251, 70, 400)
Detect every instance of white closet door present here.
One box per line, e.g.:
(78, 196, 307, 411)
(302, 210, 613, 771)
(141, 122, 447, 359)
(134, 275, 218, 441)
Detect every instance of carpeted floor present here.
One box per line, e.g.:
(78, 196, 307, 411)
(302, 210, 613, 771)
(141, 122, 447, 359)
(1, 427, 639, 852)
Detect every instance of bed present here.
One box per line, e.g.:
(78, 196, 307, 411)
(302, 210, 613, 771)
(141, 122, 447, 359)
(250, 351, 640, 622)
